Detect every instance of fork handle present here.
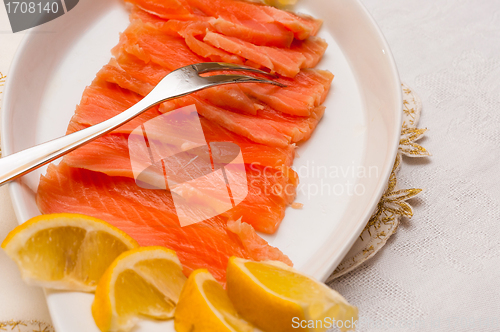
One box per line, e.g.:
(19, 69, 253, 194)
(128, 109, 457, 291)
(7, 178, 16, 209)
(0, 96, 156, 187)
(0, 64, 207, 187)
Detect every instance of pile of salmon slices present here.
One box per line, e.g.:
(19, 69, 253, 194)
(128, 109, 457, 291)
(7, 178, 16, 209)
(36, 0, 333, 284)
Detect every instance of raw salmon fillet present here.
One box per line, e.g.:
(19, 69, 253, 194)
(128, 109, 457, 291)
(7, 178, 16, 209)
(64, 141, 296, 233)
(160, 95, 325, 148)
(66, 79, 297, 162)
(100, 49, 332, 117)
(37, 163, 292, 283)
(37, 0, 333, 282)
(116, 18, 326, 78)
(94, 56, 327, 147)
(63, 80, 298, 232)
(130, 7, 293, 51)
(112, 13, 332, 115)
(102, 54, 258, 115)
(65, 124, 295, 175)
(63, 124, 298, 234)
(126, 0, 322, 41)
(129, 10, 326, 76)
(203, 31, 327, 77)
(62, 135, 296, 233)
(65, 79, 162, 135)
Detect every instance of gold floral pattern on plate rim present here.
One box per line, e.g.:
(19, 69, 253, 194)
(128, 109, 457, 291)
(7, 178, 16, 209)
(0, 320, 54, 332)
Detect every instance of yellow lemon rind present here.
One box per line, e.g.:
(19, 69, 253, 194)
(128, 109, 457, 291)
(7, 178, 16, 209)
(227, 257, 358, 332)
(175, 269, 253, 332)
(227, 258, 306, 332)
(92, 246, 183, 332)
(1, 213, 139, 292)
(1, 213, 138, 250)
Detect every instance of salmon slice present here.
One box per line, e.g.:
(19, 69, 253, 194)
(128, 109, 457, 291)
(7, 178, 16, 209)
(210, 17, 294, 48)
(63, 132, 297, 234)
(65, 120, 295, 175)
(239, 69, 334, 116)
(37, 163, 292, 283)
(184, 0, 322, 40)
(126, 0, 319, 44)
(204, 31, 327, 77)
(110, 22, 332, 116)
(66, 80, 161, 135)
(64, 82, 298, 233)
(118, 19, 326, 78)
(200, 117, 296, 168)
(223, 164, 298, 233)
(65, 80, 164, 136)
(160, 95, 325, 148)
(94, 60, 325, 147)
(181, 21, 246, 63)
(259, 4, 322, 39)
(114, 19, 242, 69)
(126, 0, 200, 21)
(131, 6, 294, 48)
(96, 61, 154, 98)
(103, 50, 258, 115)
(136, 16, 247, 64)
(112, 20, 205, 69)
(70, 74, 315, 151)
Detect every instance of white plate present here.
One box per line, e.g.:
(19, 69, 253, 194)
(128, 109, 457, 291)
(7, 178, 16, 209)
(1, 0, 401, 331)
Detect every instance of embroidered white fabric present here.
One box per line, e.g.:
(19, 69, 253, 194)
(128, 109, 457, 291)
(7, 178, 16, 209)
(328, 1, 500, 331)
(0, 7, 52, 325)
(1, 0, 499, 330)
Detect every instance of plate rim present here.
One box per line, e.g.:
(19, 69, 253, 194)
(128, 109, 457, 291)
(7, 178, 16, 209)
(309, 0, 403, 281)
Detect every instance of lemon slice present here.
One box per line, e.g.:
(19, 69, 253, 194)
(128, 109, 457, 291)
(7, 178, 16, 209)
(174, 269, 256, 332)
(92, 246, 187, 332)
(226, 257, 359, 332)
(1, 213, 138, 292)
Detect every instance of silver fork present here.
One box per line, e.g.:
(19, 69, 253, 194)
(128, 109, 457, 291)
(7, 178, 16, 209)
(0, 62, 283, 186)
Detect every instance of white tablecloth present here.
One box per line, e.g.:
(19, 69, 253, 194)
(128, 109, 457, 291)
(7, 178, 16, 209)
(1, 0, 500, 331)
(328, 1, 500, 331)
(0, 6, 53, 325)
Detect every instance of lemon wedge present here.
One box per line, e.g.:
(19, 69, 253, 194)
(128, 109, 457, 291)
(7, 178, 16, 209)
(262, 0, 298, 8)
(226, 257, 358, 332)
(92, 246, 187, 332)
(1, 213, 138, 292)
(174, 269, 256, 332)
(248, 0, 298, 9)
